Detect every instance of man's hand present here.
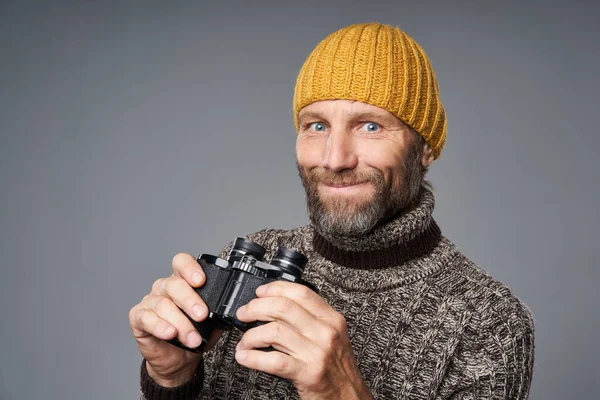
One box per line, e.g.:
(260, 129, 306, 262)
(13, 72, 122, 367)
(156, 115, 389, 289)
(234, 281, 373, 400)
(128, 253, 215, 387)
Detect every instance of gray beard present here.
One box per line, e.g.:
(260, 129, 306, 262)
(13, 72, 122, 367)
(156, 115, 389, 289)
(297, 145, 423, 238)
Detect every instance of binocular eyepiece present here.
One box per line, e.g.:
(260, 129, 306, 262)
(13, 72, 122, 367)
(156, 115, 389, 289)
(230, 237, 308, 277)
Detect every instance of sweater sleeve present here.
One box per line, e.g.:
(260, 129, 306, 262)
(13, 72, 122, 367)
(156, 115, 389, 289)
(139, 359, 204, 400)
(437, 298, 535, 400)
(138, 243, 235, 400)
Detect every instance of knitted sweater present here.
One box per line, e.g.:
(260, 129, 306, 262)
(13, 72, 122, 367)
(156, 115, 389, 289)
(140, 188, 535, 399)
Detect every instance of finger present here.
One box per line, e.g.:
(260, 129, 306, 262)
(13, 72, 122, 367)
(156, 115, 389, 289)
(172, 252, 205, 287)
(146, 295, 203, 348)
(236, 296, 314, 331)
(129, 306, 176, 340)
(256, 281, 333, 320)
(235, 348, 301, 380)
(236, 321, 312, 357)
(151, 275, 208, 322)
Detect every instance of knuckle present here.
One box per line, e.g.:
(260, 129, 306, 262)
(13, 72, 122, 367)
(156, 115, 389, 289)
(135, 309, 148, 329)
(128, 306, 138, 325)
(273, 353, 289, 371)
(270, 322, 283, 339)
(155, 296, 173, 312)
(172, 252, 191, 270)
(172, 252, 186, 265)
(276, 298, 295, 315)
(151, 278, 164, 293)
(297, 285, 312, 300)
(163, 275, 183, 293)
(322, 327, 339, 346)
(333, 313, 347, 331)
(162, 277, 173, 292)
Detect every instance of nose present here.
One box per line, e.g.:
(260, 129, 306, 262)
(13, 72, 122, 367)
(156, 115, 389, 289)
(322, 128, 358, 172)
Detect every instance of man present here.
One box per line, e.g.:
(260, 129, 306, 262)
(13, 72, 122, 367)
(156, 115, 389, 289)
(129, 23, 535, 399)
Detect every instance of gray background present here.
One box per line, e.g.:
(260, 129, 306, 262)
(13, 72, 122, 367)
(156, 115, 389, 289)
(1, 0, 598, 399)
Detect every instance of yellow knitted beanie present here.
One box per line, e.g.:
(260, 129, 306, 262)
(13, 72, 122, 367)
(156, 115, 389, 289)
(293, 23, 446, 159)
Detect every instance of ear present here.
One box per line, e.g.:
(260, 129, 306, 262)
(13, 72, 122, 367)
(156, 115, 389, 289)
(421, 143, 435, 167)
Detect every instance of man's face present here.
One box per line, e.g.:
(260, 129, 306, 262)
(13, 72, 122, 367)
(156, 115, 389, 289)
(296, 100, 431, 237)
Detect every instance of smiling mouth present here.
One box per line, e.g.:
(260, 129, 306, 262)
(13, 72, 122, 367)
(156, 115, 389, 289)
(322, 181, 368, 187)
(319, 182, 371, 195)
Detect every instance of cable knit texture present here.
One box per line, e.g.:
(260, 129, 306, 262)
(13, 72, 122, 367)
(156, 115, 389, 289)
(140, 187, 535, 399)
(140, 360, 203, 400)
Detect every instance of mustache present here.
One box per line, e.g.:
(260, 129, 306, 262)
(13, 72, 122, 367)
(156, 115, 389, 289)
(305, 169, 380, 186)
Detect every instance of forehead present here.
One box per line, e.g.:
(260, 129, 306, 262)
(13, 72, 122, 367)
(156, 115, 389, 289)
(298, 100, 397, 120)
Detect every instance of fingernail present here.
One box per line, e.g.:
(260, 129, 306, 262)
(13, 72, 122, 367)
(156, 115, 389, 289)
(192, 304, 206, 319)
(191, 271, 204, 285)
(235, 341, 241, 351)
(237, 305, 246, 315)
(236, 350, 247, 361)
(164, 324, 175, 336)
(187, 331, 201, 347)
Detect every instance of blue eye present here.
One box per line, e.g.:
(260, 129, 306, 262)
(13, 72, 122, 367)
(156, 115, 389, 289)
(361, 122, 381, 132)
(309, 122, 327, 132)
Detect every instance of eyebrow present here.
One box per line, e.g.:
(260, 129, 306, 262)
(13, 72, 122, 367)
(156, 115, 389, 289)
(297, 111, 326, 122)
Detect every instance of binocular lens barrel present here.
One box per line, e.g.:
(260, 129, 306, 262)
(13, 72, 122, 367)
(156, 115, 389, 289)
(230, 238, 307, 277)
(231, 237, 266, 260)
(271, 247, 308, 277)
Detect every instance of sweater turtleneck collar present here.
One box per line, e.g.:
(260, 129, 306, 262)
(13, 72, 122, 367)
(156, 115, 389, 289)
(312, 186, 442, 269)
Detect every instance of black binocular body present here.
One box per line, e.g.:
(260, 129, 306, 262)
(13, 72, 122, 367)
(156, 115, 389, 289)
(168, 237, 316, 354)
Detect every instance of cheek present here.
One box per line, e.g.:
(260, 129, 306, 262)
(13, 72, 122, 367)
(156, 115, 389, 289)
(296, 137, 323, 168)
(361, 142, 405, 184)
